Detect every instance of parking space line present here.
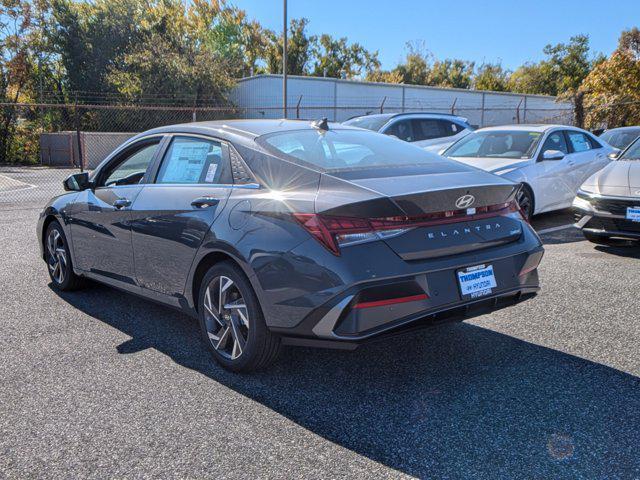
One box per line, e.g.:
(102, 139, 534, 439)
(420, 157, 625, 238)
(536, 224, 575, 235)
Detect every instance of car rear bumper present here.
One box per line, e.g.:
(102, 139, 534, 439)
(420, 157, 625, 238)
(273, 245, 543, 346)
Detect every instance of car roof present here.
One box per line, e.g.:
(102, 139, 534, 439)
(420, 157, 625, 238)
(603, 126, 640, 132)
(477, 124, 582, 133)
(144, 119, 359, 140)
(347, 112, 469, 123)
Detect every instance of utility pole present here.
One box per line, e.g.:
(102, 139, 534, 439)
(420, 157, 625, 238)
(282, 0, 288, 118)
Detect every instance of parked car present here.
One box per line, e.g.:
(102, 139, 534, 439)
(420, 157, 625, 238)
(442, 125, 615, 219)
(573, 134, 640, 245)
(38, 119, 543, 372)
(599, 126, 640, 151)
(343, 112, 473, 153)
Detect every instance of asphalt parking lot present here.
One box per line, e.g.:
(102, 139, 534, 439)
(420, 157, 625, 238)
(1, 168, 639, 479)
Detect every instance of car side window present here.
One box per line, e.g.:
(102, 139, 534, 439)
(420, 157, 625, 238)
(587, 135, 603, 149)
(385, 120, 414, 142)
(411, 119, 444, 141)
(540, 132, 569, 155)
(440, 120, 464, 137)
(102, 141, 160, 187)
(156, 137, 231, 184)
(567, 132, 592, 153)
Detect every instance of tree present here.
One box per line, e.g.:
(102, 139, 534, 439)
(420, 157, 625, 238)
(618, 27, 640, 59)
(582, 29, 640, 128)
(391, 41, 431, 85)
(0, 0, 52, 161)
(264, 18, 313, 76)
(428, 58, 474, 89)
(240, 19, 270, 76)
(474, 62, 510, 91)
(366, 68, 404, 84)
(508, 35, 595, 97)
(311, 34, 379, 78)
(508, 63, 553, 94)
(49, 0, 146, 98)
(106, 0, 236, 105)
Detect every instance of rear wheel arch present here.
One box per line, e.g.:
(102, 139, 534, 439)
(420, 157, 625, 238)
(191, 251, 256, 313)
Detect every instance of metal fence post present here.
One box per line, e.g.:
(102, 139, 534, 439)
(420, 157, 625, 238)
(516, 98, 523, 124)
(480, 92, 486, 127)
(523, 96, 528, 123)
(296, 95, 302, 119)
(401, 86, 406, 113)
(74, 100, 84, 172)
(333, 80, 337, 122)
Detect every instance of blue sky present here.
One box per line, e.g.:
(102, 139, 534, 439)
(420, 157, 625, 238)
(232, 0, 640, 70)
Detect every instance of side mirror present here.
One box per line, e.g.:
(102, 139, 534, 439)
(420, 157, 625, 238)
(608, 150, 620, 160)
(63, 172, 91, 191)
(542, 149, 565, 161)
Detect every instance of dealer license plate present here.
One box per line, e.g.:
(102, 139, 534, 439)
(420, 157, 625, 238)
(457, 264, 497, 299)
(626, 207, 640, 222)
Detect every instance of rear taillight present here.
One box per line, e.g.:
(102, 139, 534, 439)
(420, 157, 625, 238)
(294, 200, 521, 255)
(293, 213, 386, 255)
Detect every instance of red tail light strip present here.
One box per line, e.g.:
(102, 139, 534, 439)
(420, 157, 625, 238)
(294, 200, 521, 255)
(353, 293, 429, 309)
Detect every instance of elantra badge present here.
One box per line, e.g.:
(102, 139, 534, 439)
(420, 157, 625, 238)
(455, 194, 476, 209)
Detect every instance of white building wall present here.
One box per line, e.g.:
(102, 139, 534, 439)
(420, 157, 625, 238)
(229, 74, 573, 127)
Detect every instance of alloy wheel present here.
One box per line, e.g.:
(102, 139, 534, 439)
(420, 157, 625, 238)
(47, 229, 67, 284)
(202, 276, 249, 360)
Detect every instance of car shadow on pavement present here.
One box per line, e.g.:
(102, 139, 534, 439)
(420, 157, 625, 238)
(51, 283, 640, 479)
(594, 245, 640, 259)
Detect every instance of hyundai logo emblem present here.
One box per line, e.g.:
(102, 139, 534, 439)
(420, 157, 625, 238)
(455, 194, 476, 209)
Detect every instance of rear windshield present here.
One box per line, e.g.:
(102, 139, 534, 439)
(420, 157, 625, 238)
(600, 129, 640, 150)
(445, 130, 543, 159)
(259, 128, 448, 171)
(342, 116, 392, 132)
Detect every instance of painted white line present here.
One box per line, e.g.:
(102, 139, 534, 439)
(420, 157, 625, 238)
(0, 184, 38, 195)
(536, 224, 575, 235)
(0, 173, 37, 195)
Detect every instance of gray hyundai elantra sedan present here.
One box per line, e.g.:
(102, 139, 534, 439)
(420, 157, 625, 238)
(38, 119, 544, 371)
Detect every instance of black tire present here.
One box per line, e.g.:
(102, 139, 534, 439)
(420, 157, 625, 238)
(45, 221, 84, 291)
(198, 261, 281, 372)
(583, 231, 635, 247)
(516, 184, 534, 221)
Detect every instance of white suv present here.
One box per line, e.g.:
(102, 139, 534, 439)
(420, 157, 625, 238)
(343, 112, 473, 153)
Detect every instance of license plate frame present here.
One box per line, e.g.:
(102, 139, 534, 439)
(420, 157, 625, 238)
(457, 264, 497, 300)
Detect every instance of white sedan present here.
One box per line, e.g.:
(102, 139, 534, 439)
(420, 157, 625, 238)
(442, 125, 616, 218)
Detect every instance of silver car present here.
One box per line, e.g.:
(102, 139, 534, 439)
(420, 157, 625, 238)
(343, 112, 473, 153)
(574, 134, 640, 244)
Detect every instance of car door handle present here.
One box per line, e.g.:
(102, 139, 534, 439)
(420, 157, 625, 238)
(112, 199, 131, 209)
(191, 197, 220, 208)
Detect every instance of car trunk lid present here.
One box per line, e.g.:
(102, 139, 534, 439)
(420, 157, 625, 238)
(315, 166, 523, 260)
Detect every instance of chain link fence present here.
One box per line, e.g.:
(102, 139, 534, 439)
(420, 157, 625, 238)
(0, 98, 575, 209)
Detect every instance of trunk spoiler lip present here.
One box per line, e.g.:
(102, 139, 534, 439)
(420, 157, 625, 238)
(315, 171, 520, 217)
